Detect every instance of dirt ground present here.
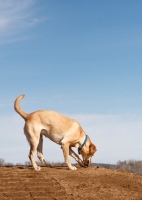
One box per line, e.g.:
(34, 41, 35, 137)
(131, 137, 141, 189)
(0, 165, 142, 200)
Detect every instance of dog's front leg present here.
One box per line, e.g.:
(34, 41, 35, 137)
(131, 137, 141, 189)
(61, 142, 77, 170)
(69, 148, 84, 167)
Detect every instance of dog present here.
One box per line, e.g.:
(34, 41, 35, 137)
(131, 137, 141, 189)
(14, 95, 97, 171)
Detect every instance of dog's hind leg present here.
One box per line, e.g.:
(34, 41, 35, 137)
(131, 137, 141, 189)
(37, 135, 46, 165)
(28, 138, 41, 171)
(24, 125, 41, 171)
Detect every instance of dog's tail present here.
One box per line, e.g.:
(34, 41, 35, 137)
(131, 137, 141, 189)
(14, 94, 28, 120)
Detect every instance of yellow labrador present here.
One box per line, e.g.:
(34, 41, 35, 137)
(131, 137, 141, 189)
(14, 95, 97, 171)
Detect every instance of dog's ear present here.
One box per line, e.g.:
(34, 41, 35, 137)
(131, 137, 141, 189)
(89, 143, 97, 156)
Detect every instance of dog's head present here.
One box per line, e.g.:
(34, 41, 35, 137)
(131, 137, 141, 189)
(78, 139, 97, 167)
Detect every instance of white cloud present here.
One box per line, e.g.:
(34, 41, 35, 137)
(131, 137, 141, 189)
(0, 112, 142, 165)
(0, 0, 45, 42)
(68, 113, 142, 164)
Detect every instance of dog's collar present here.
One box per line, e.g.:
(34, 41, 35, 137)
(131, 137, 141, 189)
(78, 135, 88, 152)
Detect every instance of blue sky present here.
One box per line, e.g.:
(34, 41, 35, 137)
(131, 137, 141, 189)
(0, 0, 142, 165)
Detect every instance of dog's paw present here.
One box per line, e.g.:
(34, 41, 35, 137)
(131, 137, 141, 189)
(35, 166, 41, 171)
(69, 165, 77, 170)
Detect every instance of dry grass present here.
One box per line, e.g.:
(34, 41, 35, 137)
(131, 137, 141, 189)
(93, 160, 142, 176)
(116, 160, 142, 175)
(0, 158, 142, 175)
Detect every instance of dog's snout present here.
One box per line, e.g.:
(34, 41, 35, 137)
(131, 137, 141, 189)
(84, 160, 90, 167)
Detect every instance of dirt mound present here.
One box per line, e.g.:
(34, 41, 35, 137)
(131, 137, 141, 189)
(0, 166, 142, 200)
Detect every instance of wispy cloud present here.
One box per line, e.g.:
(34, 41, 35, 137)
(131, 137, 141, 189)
(0, 0, 45, 42)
